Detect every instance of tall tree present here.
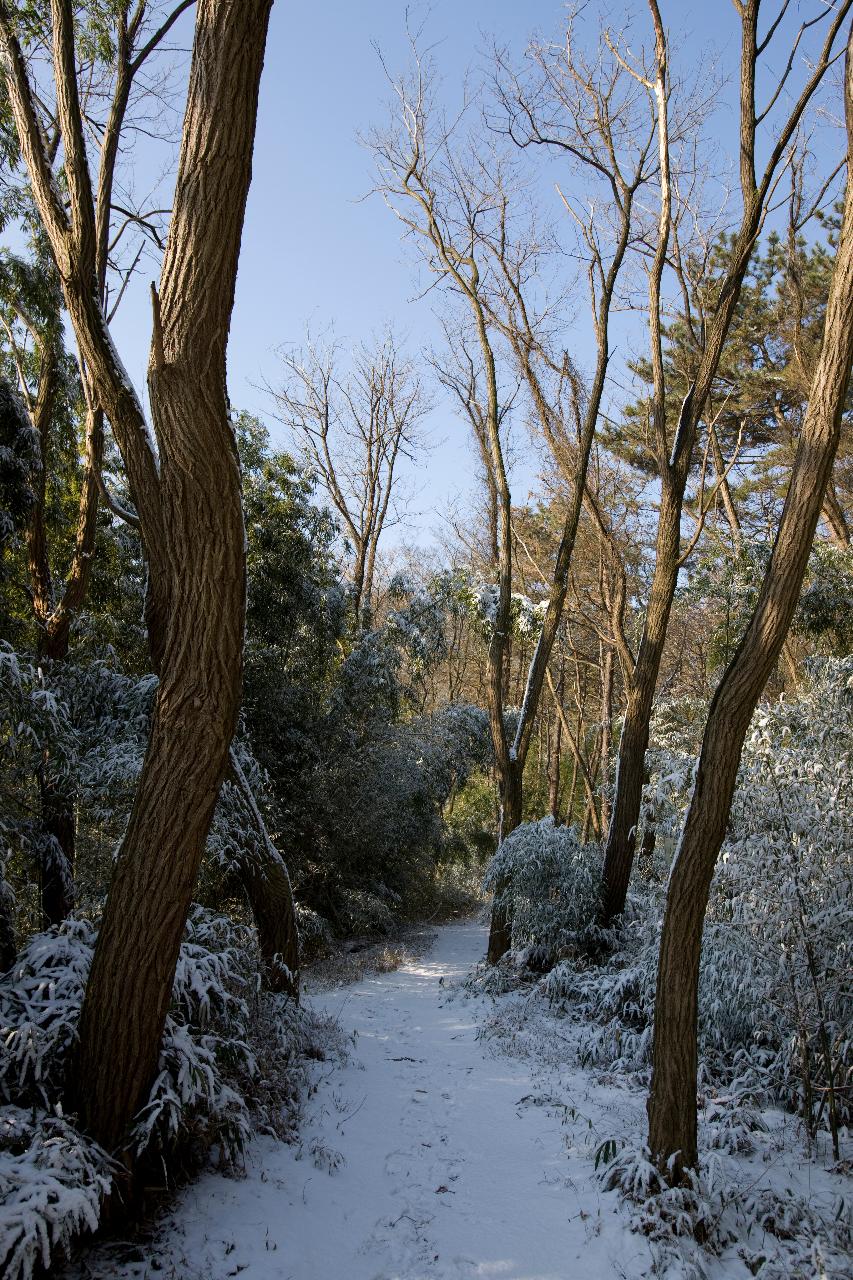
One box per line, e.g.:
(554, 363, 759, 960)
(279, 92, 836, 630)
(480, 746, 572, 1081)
(374, 15, 665, 960)
(0, 2, 198, 930)
(599, 0, 853, 926)
(647, 21, 853, 1182)
(0, 0, 274, 1154)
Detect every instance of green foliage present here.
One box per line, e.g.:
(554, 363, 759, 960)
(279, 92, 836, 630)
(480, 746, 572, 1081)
(236, 414, 492, 935)
(684, 537, 853, 677)
(610, 218, 850, 540)
(794, 541, 853, 654)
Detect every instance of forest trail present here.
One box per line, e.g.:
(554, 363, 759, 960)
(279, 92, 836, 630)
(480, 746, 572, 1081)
(95, 921, 650, 1280)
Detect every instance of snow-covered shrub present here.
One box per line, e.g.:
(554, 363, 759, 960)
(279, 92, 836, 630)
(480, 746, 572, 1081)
(1, 918, 94, 1107)
(717, 658, 853, 1147)
(598, 1138, 853, 1280)
(294, 903, 334, 962)
(0, 908, 313, 1279)
(600, 1140, 733, 1252)
(131, 910, 259, 1163)
(0, 1113, 112, 1280)
(549, 659, 853, 1147)
(68, 659, 155, 826)
(203, 739, 279, 891)
(484, 817, 602, 968)
(0, 646, 155, 938)
(549, 909, 661, 1073)
(0, 645, 76, 934)
(737, 1184, 853, 1280)
(0, 920, 118, 1279)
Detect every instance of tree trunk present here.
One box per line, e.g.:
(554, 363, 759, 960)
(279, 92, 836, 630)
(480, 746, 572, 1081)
(598, 642, 614, 837)
(639, 817, 656, 865)
(822, 478, 850, 546)
(68, 0, 273, 1155)
(229, 750, 299, 999)
(548, 705, 562, 822)
(240, 855, 300, 997)
(709, 421, 743, 551)
(600, 472, 682, 925)
(596, 0, 853, 926)
(486, 762, 522, 963)
(647, 68, 853, 1177)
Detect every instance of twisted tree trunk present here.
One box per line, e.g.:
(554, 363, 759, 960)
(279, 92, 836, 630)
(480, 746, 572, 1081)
(18, 0, 274, 1154)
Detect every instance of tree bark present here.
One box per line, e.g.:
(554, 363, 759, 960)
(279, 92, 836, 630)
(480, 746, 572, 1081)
(64, 0, 273, 1155)
(600, 466, 683, 924)
(598, 641, 614, 837)
(822, 479, 850, 546)
(228, 750, 299, 999)
(548, 704, 562, 822)
(647, 46, 853, 1178)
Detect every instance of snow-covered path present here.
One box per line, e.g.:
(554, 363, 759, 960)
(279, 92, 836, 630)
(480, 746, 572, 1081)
(76, 920, 852, 1280)
(97, 922, 648, 1279)
(269, 920, 638, 1280)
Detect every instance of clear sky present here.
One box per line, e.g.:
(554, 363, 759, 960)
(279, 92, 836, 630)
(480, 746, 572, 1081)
(105, 0, 846, 552)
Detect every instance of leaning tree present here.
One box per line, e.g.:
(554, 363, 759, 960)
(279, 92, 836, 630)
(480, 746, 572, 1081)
(647, 20, 853, 1181)
(0, 0, 284, 1154)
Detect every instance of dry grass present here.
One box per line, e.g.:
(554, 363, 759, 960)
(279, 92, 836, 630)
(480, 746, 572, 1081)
(302, 924, 438, 993)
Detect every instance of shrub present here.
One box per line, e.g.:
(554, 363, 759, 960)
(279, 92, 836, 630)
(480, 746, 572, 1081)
(0, 908, 314, 1280)
(484, 817, 603, 969)
(544, 658, 853, 1147)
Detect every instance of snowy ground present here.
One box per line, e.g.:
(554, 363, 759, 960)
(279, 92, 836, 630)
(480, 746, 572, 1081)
(73, 921, 850, 1280)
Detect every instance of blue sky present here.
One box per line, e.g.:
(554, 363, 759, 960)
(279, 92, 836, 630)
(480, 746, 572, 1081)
(105, 0, 847, 552)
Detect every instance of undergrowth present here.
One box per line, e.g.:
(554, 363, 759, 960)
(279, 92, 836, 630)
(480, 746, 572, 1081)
(0, 908, 343, 1280)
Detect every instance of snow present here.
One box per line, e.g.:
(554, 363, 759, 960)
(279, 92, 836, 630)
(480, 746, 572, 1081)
(73, 921, 851, 1280)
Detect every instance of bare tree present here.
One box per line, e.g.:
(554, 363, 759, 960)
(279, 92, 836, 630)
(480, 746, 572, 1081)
(372, 14, 668, 959)
(429, 322, 516, 579)
(0, 0, 287, 1155)
(647, 23, 853, 1181)
(274, 332, 428, 627)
